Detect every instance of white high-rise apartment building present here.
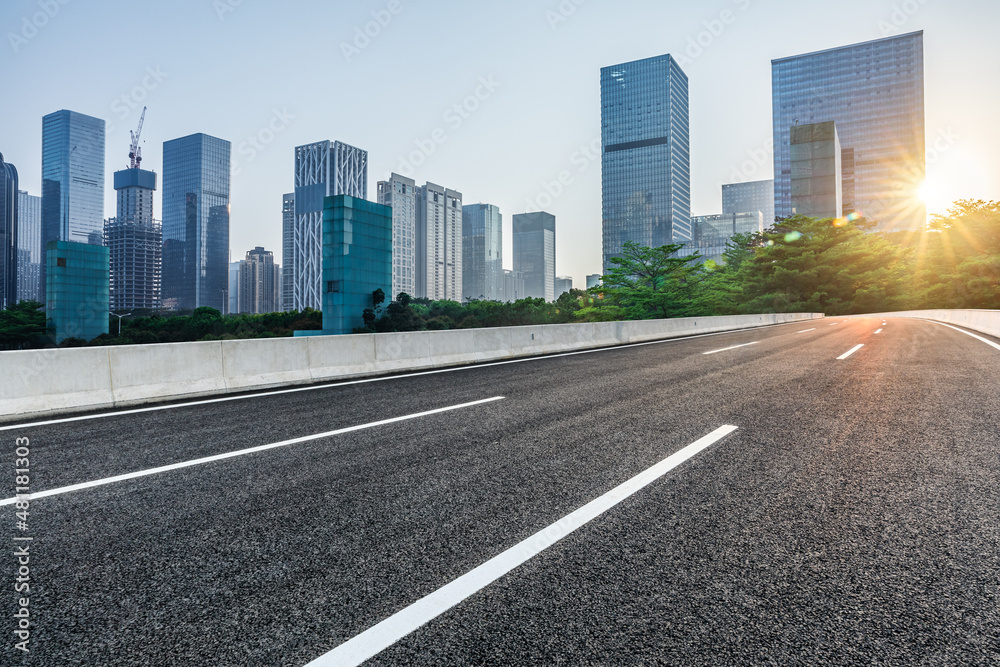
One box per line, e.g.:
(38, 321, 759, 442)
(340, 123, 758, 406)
(292, 140, 367, 310)
(415, 182, 462, 301)
(376, 173, 417, 300)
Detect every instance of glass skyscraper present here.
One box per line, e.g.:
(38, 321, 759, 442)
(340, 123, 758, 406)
(161, 133, 231, 311)
(17, 190, 42, 303)
(281, 193, 294, 311)
(772, 31, 925, 231)
(40, 110, 106, 300)
(722, 179, 774, 227)
(461, 203, 502, 302)
(513, 211, 556, 302)
(601, 54, 690, 272)
(1, 153, 18, 309)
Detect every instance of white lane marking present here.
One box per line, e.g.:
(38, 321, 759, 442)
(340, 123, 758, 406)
(795, 328, 816, 334)
(0, 397, 504, 507)
(1, 320, 817, 431)
(875, 329, 883, 334)
(305, 425, 739, 667)
(837, 344, 864, 360)
(927, 320, 1000, 352)
(829, 323, 839, 326)
(702, 342, 758, 355)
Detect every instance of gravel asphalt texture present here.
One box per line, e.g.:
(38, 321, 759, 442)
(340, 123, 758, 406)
(2, 317, 999, 666)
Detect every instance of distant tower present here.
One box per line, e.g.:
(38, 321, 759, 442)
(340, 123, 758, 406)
(377, 173, 417, 300)
(40, 110, 106, 300)
(161, 133, 231, 311)
(280, 193, 294, 311)
(601, 54, 690, 272)
(461, 203, 502, 302)
(292, 140, 367, 311)
(513, 211, 556, 302)
(238, 246, 278, 314)
(107, 109, 161, 310)
(0, 152, 18, 309)
(415, 182, 463, 300)
(17, 190, 41, 303)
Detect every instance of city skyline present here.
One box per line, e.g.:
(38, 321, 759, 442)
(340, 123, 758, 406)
(1, 0, 998, 289)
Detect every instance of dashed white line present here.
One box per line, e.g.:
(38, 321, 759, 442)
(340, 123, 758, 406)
(927, 320, 1000, 352)
(305, 425, 739, 667)
(875, 329, 883, 334)
(0, 397, 505, 507)
(837, 344, 865, 360)
(702, 342, 758, 355)
(796, 328, 816, 334)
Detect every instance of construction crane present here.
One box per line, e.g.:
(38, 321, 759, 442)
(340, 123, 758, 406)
(129, 107, 146, 169)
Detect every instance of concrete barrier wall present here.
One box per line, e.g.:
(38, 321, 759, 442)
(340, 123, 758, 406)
(1, 312, 823, 422)
(855, 309, 1000, 339)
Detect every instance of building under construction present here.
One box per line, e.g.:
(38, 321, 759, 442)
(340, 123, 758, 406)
(106, 108, 162, 310)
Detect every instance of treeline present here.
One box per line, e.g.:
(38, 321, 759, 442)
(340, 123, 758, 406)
(0, 305, 323, 350)
(2, 200, 996, 348)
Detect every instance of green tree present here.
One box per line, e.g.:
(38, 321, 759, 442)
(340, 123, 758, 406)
(0, 300, 47, 350)
(595, 241, 705, 319)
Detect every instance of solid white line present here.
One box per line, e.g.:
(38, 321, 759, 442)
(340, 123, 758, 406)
(1, 321, 815, 431)
(795, 328, 816, 334)
(837, 344, 864, 360)
(875, 329, 883, 334)
(0, 397, 504, 507)
(927, 320, 1000, 352)
(702, 342, 758, 355)
(305, 425, 739, 667)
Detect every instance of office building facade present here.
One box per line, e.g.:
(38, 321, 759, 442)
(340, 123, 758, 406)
(416, 182, 462, 301)
(586, 274, 601, 290)
(292, 140, 368, 312)
(376, 173, 417, 300)
(17, 191, 41, 303)
(281, 193, 294, 311)
(107, 167, 161, 310)
(161, 133, 231, 311)
(772, 31, 925, 231)
(722, 179, 774, 227)
(45, 240, 109, 343)
(502, 269, 525, 303)
(41, 110, 106, 300)
(238, 246, 279, 315)
(461, 203, 502, 302)
(554, 276, 573, 299)
(601, 54, 690, 272)
(321, 196, 391, 335)
(513, 211, 556, 302)
(790, 122, 843, 220)
(0, 153, 17, 309)
(677, 212, 765, 265)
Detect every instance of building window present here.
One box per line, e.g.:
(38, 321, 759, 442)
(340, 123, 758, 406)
(57, 257, 66, 267)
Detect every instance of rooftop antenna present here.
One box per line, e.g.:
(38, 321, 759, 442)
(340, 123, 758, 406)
(129, 106, 146, 169)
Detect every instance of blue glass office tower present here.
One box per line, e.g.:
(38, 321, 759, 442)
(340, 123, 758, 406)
(513, 211, 556, 302)
(321, 196, 391, 335)
(601, 54, 690, 272)
(772, 32, 925, 231)
(0, 153, 18, 309)
(162, 134, 231, 311)
(461, 203, 502, 302)
(40, 110, 106, 300)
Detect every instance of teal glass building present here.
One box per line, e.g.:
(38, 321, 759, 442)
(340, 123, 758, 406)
(601, 54, 690, 273)
(321, 195, 392, 335)
(45, 240, 109, 343)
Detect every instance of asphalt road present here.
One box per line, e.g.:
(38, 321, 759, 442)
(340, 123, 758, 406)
(3, 316, 999, 666)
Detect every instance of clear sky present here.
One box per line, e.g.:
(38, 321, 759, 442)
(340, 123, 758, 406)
(2, 0, 997, 288)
